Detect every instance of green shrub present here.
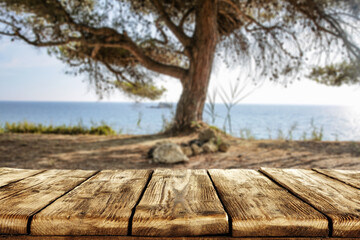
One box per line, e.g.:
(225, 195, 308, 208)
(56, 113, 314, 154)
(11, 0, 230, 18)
(89, 125, 116, 135)
(2, 121, 116, 136)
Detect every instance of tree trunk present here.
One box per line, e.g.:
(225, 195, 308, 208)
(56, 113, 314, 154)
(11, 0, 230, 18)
(173, 0, 218, 132)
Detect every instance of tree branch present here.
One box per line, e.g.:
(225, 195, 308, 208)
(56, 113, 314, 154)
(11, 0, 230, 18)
(151, 0, 192, 47)
(119, 35, 187, 79)
(179, 7, 195, 31)
(288, 1, 360, 60)
(0, 1, 188, 80)
(51, 0, 188, 78)
(155, 18, 169, 45)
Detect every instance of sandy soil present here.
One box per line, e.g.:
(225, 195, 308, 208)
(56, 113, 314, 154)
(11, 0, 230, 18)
(0, 133, 359, 170)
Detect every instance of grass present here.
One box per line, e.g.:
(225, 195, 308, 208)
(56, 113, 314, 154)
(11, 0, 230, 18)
(239, 120, 325, 141)
(1, 120, 116, 135)
(239, 128, 256, 140)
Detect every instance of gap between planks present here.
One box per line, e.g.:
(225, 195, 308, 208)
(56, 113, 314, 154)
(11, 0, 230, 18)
(2, 168, 358, 238)
(258, 169, 334, 237)
(207, 170, 233, 236)
(7, 169, 154, 237)
(0, 168, 46, 189)
(30, 170, 152, 236)
(6, 169, 332, 237)
(131, 169, 229, 236)
(27, 169, 229, 237)
(312, 168, 360, 190)
(260, 168, 360, 237)
(27, 170, 101, 235)
(127, 170, 154, 236)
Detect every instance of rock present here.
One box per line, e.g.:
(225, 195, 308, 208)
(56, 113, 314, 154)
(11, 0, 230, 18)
(202, 142, 218, 153)
(147, 140, 171, 158)
(191, 143, 203, 155)
(199, 129, 217, 142)
(218, 141, 230, 152)
(181, 146, 193, 157)
(153, 142, 189, 164)
(188, 139, 204, 147)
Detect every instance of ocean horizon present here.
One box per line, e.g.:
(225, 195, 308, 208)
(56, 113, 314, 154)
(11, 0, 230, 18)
(0, 101, 359, 141)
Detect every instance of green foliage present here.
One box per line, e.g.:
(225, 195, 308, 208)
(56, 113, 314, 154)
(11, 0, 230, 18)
(287, 122, 298, 140)
(115, 82, 166, 100)
(1, 0, 359, 130)
(89, 125, 116, 135)
(2, 120, 116, 135)
(209, 125, 225, 133)
(298, 119, 324, 141)
(309, 119, 323, 141)
(136, 112, 143, 129)
(190, 121, 201, 129)
(308, 61, 360, 86)
(1, 0, 358, 104)
(238, 120, 324, 141)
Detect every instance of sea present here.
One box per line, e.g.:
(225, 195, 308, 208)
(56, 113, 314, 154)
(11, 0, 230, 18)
(0, 101, 360, 141)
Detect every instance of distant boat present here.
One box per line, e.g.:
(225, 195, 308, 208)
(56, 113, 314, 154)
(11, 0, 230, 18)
(149, 102, 173, 109)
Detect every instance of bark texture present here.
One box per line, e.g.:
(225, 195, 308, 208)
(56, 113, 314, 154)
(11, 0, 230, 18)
(173, 0, 218, 131)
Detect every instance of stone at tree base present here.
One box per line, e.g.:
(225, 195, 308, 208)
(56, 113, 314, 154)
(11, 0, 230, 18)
(219, 142, 230, 152)
(199, 129, 217, 142)
(181, 146, 193, 157)
(188, 139, 204, 147)
(152, 143, 189, 164)
(202, 142, 218, 153)
(191, 143, 203, 155)
(147, 141, 172, 158)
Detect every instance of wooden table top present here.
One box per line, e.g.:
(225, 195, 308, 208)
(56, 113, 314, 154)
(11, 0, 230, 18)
(0, 167, 359, 239)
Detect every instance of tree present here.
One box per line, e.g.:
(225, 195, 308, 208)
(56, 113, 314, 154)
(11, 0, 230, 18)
(309, 61, 360, 86)
(0, 0, 359, 131)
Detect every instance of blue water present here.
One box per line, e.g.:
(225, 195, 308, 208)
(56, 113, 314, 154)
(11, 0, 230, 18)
(0, 101, 360, 141)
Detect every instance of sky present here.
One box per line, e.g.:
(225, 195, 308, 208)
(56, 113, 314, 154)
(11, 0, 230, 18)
(1, 39, 360, 106)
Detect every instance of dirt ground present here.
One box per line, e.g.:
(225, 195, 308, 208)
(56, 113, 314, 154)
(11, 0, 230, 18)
(0, 133, 359, 170)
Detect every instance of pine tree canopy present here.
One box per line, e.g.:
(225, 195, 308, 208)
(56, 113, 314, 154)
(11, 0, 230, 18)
(0, 0, 359, 129)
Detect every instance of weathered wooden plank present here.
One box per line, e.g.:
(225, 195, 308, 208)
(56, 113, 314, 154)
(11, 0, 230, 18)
(261, 168, 360, 237)
(132, 169, 228, 237)
(0, 169, 95, 235)
(314, 169, 360, 189)
(208, 169, 328, 237)
(31, 170, 152, 236)
(0, 168, 43, 188)
(2, 236, 360, 240)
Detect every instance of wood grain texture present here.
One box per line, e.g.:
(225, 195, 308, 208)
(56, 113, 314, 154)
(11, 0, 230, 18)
(31, 170, 152, 236)
(313, 169, 360, 189)
(0, 168, 43, 188)
(208, 169, 328, 237)
(2, 236, 360, 240)
(132, 169, 228, 236)
(0, 169, 95, 235)
(261, 168, 360, 237)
